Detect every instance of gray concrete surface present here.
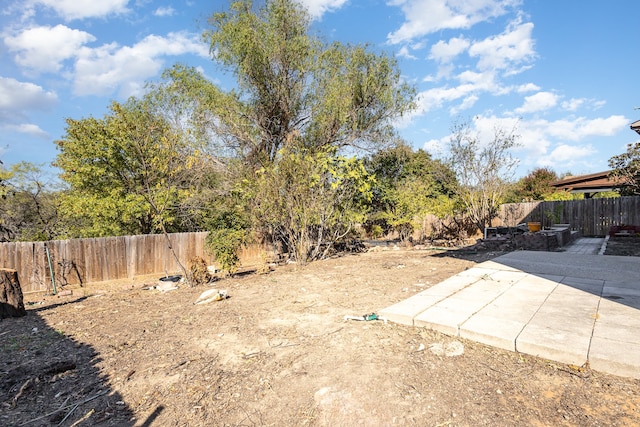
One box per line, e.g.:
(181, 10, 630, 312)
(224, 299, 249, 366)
(380, 239, 640, 379)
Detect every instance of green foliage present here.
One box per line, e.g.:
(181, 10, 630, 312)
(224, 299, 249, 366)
(180, 0, 413, 260)
(543, 190, 582, 201)
(592, 191, 620, 199)
(47, 0, 416, 269)
(507, 167, 560, 202)
(365, 143, 457, 240)
(248, 146, 373, 263)
(0, 161, 9, 199)
(163, 0, 416, 170)
(204, 207, 249, 273)
(55, 98, 195, 237)
(609, 142, 640, 195)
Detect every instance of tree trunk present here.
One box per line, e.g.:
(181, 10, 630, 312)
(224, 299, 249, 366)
(1, 268, 27, 319)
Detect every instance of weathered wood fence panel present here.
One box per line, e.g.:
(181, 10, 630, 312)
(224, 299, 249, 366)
(0, 232, 274, 294)
(497, 196, 640, 236)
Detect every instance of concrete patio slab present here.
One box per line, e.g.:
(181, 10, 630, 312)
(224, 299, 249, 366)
(380, 246, 640, 379)
(589, 337, 640, 378)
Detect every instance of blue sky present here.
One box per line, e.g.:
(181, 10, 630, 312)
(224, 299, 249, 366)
(1, 0, 638, 179)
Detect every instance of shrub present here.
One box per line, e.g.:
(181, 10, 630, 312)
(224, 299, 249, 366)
(189, 256, 210, 287)
(205, 228, 246, 274)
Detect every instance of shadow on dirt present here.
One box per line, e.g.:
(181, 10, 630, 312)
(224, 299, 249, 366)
(430, 247, 510, 263)
(1, 296, 140, 426)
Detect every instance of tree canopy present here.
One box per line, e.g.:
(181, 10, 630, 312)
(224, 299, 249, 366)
(50, 0, 417, 266)
(609, 142, 640, 196)
(365, 143, 457, 240)
(0, 162, 63, 242)
(195, 0, 415, 263)
(161, 0, 416, 170)
(55, 97, 200, 237)
(447, 120, 520, 233)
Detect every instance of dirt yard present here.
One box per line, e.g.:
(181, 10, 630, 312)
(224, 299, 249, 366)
(2, 244, 640, 426)
(605, 236, 640, 257)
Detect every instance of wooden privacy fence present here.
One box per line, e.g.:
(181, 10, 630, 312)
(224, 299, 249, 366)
(0, 232, 273, 294)
(496, 196, 640, 237)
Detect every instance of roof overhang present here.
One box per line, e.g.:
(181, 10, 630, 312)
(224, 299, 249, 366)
(550, 170, 626, 193)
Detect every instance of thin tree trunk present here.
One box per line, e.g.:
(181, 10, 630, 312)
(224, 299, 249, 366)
(159, 223, 192, 287)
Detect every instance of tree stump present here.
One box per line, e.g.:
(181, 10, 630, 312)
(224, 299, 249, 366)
(1, 268, 27, 319)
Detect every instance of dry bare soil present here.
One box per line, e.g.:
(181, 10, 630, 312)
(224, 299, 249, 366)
(2, 244, 640, 426)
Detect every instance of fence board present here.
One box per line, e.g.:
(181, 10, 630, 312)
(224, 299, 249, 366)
(0, 232, 272, 294)
(497, 196, 640, 236)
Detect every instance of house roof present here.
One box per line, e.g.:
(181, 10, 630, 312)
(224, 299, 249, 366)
(549, 170, 626, 193)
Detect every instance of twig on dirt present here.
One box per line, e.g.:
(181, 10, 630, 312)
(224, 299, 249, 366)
(270, 342, 298, 349)
(68, 408, 94, 427)
(242, 351, 263, 359)
(557, 367, 590, 379)
(169, 360, 189, 371)
(13, 378, 33, 407)
(20, 389, 108, 426)
(307, 327, 343, 338)
(477, 361, 512, 377)
(57, 391, 108, 426)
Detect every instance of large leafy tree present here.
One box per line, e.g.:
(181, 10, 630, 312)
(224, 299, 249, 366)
(447, 120, 520, 233)
(609, 142, 640, 195)
(55, 97, 195, 237)
(366, 143, 456, 240)
(505, 167, 569, 202)
(193, 0, 415, 168)
(155, 0, 416, 263)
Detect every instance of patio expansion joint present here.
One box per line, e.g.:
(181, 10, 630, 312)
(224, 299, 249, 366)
(513, 278, 561, 354)
(407, 276, 486, 325)
(449, 275, 526, 337)
(585, 280, 606, 363)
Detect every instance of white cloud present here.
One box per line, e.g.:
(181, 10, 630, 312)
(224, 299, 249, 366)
(561, 98, 584, 112)
(457, 69, 494, 87)
(468, 19, 535, 72)
(0, 77, 57, 138)
(33, 0, 130, 20)
(414, 83, 477, 115)
(73, 32, 210, 97)
(422, 136, 449, 155)
(154, 6, 176, 17)
(561, 97, 606, 112)
(449, 94, 479, 115)
(545, 115, 629, 141)
(467, 113, 628, 173)
(514, 91, 558, 114)
(387, 0, 520, 44)
(408, 70, 502, 122)
(0, 77, 57, 121)
(397, 46, 417, 59)
(516, 83, 540, 93)
(4, 24, 96, 73)
(4, 123, 50, 139)
(548, 144, 596, 162)
(300, 0, 349, 19)
(429, 36, 470, 63)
